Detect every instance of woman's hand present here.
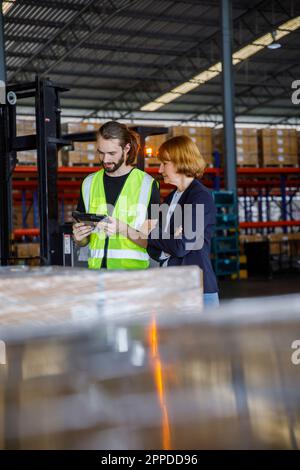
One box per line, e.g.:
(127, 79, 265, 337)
(72, 222, 93, 245)
(97, 217, 157, 241)
(139, 219, 158, 236)
(97, 216, 127, 237)
(174, 225, 183, 237)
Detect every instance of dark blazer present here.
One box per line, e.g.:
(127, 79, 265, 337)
(147, 179, 218, 294)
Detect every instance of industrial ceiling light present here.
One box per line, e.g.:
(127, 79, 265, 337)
(267, 31, 282, 49)
(2, 1, 16, 15)
(141, 15, 300, 112)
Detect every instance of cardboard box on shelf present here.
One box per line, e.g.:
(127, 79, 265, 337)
(73, 142, 97, 153)
(239, 233, 267, 255)
(239, 233, 266, 246)
(67, 151, 82, 165)
(13, 206, 36, 229)
(262, 154, 298, 166)
(61, 122, 100, 134)
(145, 134, 167, 158)
(16, 243, 40, 258)
(288, 232, 300, 256)
(80, 152, 98, 165)
(214, 128, 259, 167)
(258, 129, 298, 166)
(169, 126, 213, 165)
(16, 119, 36, 136)
(17, 150, 37, 165)
(60, 122, 100, 166)
(239, 234, 266, 243)
(267, 233, 289, 255)
(67, 151, 99, 166)
(16, 119, 37, 165)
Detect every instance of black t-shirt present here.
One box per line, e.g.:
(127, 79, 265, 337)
(76, 170, 160, 268)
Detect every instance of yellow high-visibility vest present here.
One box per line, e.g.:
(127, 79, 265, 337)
(81, 168, 156, 270)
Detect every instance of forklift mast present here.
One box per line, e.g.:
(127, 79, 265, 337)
(0, 76, 69, 266)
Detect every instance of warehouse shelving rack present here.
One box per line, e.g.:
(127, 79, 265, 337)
(12, 166, 300, 231)
(8, 164, 300, 275)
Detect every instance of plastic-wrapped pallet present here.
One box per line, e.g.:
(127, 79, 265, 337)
(1, 284, 300, 449)
(0, 265, 203, 330)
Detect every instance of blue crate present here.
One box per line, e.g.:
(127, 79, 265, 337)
(213, 191, 236, 207)
(212, 236, 239, 254)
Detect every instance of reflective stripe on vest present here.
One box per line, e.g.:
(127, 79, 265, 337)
(90, 249, 150, 261)
(134, 172, 154, 229)
(82, 173, 95, 212)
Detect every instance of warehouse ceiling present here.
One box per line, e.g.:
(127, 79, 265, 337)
(2, 0, 300, 125)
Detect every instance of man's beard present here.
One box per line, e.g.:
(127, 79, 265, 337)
(103, 150, 125, 173)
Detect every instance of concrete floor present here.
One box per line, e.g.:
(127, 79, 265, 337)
(219, 272, 300, 300)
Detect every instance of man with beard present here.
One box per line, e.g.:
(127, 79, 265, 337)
(73, 121, 160, 270)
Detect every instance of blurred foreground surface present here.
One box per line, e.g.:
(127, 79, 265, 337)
(0, 266, 299, 449)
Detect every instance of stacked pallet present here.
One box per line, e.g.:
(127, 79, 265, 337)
(14, 120, 300, 169)
(145, 127, 213, 168)
(239, 234, 266, 252)
(258, 129, 298, 166)
(61, 122, 100, 166)
(235, 128, 259, 166)
(17, 119, 81, 166)
(13, 205, 36, 229)
(213, 128, 259, 167)
(267, 233, 289, 256)
(169, 126, 213, 166)
(15, 243, 40, 259)
(16, 119, 37, 165)
(239, 232, 300, 257)
(289, 232, 300, 257)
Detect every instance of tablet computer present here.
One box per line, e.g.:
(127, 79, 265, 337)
(72, 211, 107, 226)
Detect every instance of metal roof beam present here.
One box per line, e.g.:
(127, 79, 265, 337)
(60, 99, 297, 114)
(83, 0, 287, 119)
(6, 51, 191, 73)
(14, 0, 299, 16)
(8, 0, 269, 97)
(8, 0, 142, 82)
(4, 16, 214, 42)
(235, 68, 299, 116)
(181, 62, 299, 122)
(8, 64, 298, 94)
(60, 93, 297, 110)
(6, 66, 188, 83)
(11, 1, 220, 27)
(53, 80, 298, 93)
(6, 49, 300, 71)
(5, 33, 196, 58)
